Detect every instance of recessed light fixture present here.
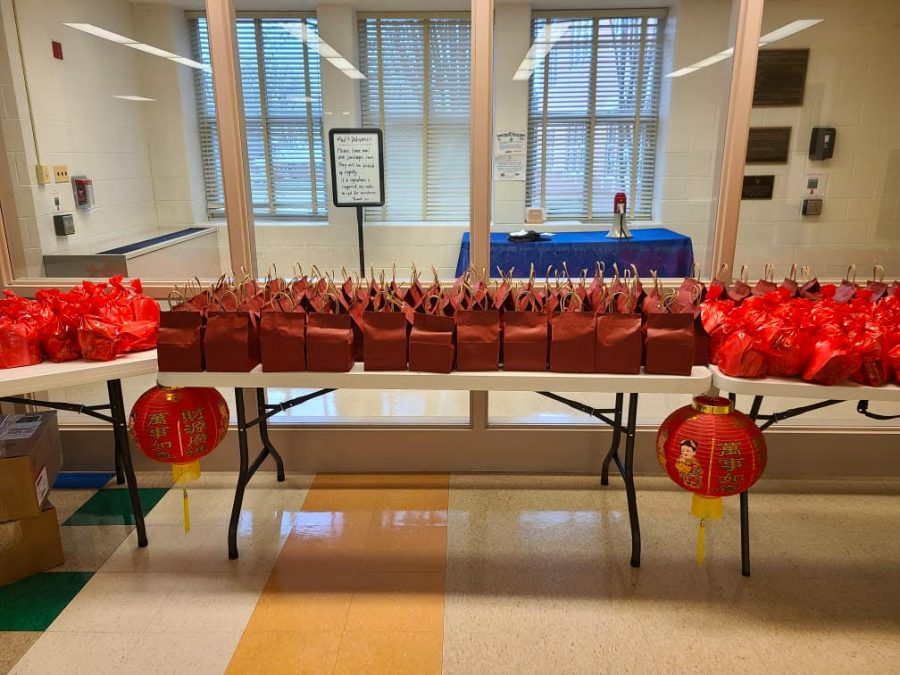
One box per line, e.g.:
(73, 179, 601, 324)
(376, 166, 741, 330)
(113, 95, 156, 102)
(63, 23, 135, 44)
(513, 21, 572, 81)
(125, 43, 177, 59)
(63, 22, 208, 71)
(667, 18, 823, 78)
(280, 22, 366, 80)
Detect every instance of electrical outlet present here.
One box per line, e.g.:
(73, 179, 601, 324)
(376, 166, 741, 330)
(53, 165, 69, 183)
(36, 164, 51, 184)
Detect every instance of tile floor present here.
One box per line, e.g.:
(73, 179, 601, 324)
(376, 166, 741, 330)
(1, 471, 899, 674)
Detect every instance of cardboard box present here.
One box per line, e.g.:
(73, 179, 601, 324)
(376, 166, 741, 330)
(0, 504, 64, 587)
(0, 413, 62, 523)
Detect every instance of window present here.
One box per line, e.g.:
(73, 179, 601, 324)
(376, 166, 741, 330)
(190, 15, 327, 218)
(358, 15, 471, 222)
(526, 12, 665, 222)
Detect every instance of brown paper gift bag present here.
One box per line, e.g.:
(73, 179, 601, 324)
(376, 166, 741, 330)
(549, 294, 596, 373)
(259, 293, 306, 372)
(204, 310, 260, 372)
(644, 312, 694, 375)
(306, 311, 354, 372)
(362, 295, 409, 371)
(502, 288, 547, 371)
(157, 308, 204, 372)
(596, 314, 642, 374)
(409, 313, 455, 373)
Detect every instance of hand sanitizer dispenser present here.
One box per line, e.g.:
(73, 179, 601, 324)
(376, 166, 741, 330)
(606, 192, 632, 239)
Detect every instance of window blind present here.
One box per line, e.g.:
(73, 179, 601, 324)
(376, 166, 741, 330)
(526, 12, 665, 222)
(190, 16, 327, 219)
(358, 15, 471, 223)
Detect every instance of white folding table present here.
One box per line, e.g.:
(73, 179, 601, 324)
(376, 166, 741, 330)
(0, 351, 158, 547)
(158, 365, 713, 564)
(710, 365, 900, 576)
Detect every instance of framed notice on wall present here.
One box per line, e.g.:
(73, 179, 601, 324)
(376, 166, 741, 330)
(753, 49, 809, 107)
(328, 128, 385, 207)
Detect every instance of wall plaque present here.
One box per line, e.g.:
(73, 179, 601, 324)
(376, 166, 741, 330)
(746, 127, 792, 163)
(742, 175, 775, 200)
(753, 49, 809, 107)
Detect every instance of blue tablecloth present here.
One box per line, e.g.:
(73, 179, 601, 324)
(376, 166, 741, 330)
(455, 228, 694, 278)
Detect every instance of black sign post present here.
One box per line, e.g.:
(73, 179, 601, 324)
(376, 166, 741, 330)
(328, 128, 385, 276)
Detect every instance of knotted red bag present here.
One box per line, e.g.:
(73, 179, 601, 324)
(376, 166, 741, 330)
(306, 291, 354, 372)
(502, 287, 548, 371)
(716, 330, 767, 378)
(802, 338, 861, 385)
(549, 293, 595, 373)
(363, 291, 408, 371)
(596, 289, 642, 375)
(204, 291, 260, 372)
(0, 320, 42, 368)
(260, 292, 306, 372)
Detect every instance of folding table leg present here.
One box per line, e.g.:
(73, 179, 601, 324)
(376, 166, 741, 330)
(623, 392, 641, 568)
(113, 442, 125, 485)
(740, 491, 750, 576)
(600, 393, 624, 486)
(106, 379, 147, 547)
(229, 388, 251, 560)
(256, 388, 285, 482)
(740, 395, 764, 577)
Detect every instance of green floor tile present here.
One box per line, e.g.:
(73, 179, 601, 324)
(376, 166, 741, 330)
(0, 572, 93, 631)
(63, 488, 168, 526)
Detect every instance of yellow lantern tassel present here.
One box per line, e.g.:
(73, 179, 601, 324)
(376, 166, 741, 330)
(172, 461, 201, 534)
(182, 488, 191, 533)
(691, 494, 722, 565)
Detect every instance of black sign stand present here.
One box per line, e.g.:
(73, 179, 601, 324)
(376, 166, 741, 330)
(328, 128, 385, 276)
(355, 206, 365, 277)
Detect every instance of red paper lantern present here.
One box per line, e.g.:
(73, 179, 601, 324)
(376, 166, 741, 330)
(656, 395, 767, 562)
(129, 386, 228, 530)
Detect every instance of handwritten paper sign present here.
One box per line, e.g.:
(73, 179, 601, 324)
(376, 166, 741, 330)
(329, 128, 385, 207)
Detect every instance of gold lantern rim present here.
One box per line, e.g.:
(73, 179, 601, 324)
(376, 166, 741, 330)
(691, 396, 733, 415)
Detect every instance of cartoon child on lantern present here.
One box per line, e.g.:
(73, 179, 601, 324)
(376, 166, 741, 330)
(674, 438, 702, 489)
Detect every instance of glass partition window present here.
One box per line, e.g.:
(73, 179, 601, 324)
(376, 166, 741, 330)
(190, 16, 327, 219)
(526, 12, 665, 222)
(359, 15, 471, 223)
(0, 2, 227, 280)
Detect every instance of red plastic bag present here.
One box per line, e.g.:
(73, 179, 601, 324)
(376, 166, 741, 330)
(802, 338, 862, 385)
(78, 315, 120, 361)
(717, 330, 767, 378)
(0, 320, 42, 368)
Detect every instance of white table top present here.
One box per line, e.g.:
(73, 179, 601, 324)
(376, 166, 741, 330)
(710, 366, 900, 403)
(0, 350, 158, 398)
(158, 364, 712, 395)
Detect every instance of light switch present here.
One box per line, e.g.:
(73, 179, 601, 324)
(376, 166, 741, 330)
(36, 164, 51, 184)
(53, 165, 69, 183)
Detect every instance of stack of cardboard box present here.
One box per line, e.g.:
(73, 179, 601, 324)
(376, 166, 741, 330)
(0, 412, 64, 586)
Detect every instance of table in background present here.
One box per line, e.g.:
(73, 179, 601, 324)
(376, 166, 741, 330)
(711, 366, 900, 576)
(0, 351, 158, 547)
(158, 365, 713, 565)
(455, 228, 694, 277)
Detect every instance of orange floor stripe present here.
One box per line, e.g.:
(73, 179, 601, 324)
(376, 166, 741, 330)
(227, 474, 449, 675)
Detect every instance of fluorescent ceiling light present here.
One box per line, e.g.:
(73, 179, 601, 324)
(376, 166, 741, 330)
(63, 22, 206, 72)
(170, 56, 209, 71)
(113, 95, 156, 102)
(759, 19, 823, 44)
(667, 18, 822, 77)
(126, 42, 177, 59)
(64, 23, 136, 44)
(280, 22, 366, 80)
(513, 21, 572, 81)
